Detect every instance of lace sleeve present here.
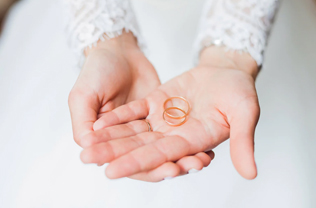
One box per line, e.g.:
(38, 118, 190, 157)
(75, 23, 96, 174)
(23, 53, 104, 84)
(194, 0, 280, 66)
(63, 0, 144, 61)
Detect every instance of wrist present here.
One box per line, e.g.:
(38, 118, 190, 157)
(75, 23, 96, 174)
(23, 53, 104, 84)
(84, 31, 139, 57)
(198, 47, 259, 80)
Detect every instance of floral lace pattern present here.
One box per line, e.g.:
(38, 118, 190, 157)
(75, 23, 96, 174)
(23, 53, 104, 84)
(64, 0, 143, 60)
(64, 0, 279, 66)
(194, 0, 279, 66)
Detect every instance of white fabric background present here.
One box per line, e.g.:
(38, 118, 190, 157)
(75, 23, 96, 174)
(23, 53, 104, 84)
(0, 0, 315, 207)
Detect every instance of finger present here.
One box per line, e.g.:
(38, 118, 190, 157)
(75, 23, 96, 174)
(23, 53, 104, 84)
(195, 151, 215, 166)
(68, 90, 99, 147)
(80, 120, 150, 148)
(176, 155, 204, 175)
(93, 99, 148, 131)
(80, 132, 163, 165)
(229, 98, 260, 180)
(105, 136, 193, 179)
(128, 152, 213, 182)
(128, 162, 181, 182)
(176, 151, 214, 175)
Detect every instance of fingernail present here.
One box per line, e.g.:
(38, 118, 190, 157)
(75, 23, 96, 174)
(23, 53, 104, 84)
(188, 169, 200, 174)
(163, 176, 174, 180)
(93, 123, 102, 131)
(93, 121, 106, 131)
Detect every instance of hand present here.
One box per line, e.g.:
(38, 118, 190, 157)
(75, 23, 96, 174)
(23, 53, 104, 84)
(68, 32, 160, 147)
(80, 47, 261, 180)
(68, 32, 214, 182)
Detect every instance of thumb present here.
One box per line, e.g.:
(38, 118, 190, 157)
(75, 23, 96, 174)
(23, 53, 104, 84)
(229, 97, 260, 179)
(68, 89, 99, 147)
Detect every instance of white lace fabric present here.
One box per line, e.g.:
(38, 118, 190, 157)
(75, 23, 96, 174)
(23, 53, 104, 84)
(64, 0, 143, 59)
(63, 0, 279, 66)
(194, 0, 279, 66)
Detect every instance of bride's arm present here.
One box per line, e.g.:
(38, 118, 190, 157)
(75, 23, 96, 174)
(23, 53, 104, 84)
(194, 0, 280, 68)
(63, 0, 144, 63)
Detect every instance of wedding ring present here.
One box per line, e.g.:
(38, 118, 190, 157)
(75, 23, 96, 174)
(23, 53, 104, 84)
(163, 96, 191, 119)
(144, 119, 152, 132)
(163, 107, 188, 126)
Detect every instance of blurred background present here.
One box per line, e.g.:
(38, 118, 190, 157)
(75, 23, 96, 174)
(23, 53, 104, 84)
(0, 0, 18, 31)
(0, 0, 316, 207)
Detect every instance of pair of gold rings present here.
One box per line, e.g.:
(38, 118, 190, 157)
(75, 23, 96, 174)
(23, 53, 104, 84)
(163, 96, 191, 126)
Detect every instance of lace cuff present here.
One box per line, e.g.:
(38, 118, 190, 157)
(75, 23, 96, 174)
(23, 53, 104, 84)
(64, 0, 144, 61)
(194, 0, 279, 66)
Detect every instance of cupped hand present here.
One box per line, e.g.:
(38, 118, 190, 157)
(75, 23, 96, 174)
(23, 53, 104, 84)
(80, 47, 261, 180)
(68, 32, 160, 147)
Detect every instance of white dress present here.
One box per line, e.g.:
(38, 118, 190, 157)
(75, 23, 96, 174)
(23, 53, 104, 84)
(0, 0, 316, 207)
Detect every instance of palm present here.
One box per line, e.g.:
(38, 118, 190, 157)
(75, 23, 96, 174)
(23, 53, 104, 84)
(138, 91, 225, 154)
(147, 66, 258, 150)
(76, 49, 160, 115)
(82, 66, 260, 180)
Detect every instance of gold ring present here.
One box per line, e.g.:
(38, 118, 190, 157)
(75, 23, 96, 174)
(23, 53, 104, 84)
(144, 119, 152, 132)
(163, 96, 191, 119)
(163, 107, 188, 126)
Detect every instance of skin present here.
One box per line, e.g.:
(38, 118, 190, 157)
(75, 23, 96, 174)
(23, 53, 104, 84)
(68, 32, 214, 182)
(78, 43, 261, 181)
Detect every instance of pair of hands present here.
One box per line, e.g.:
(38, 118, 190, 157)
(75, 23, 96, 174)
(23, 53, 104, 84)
(68, 32, 260, 182)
